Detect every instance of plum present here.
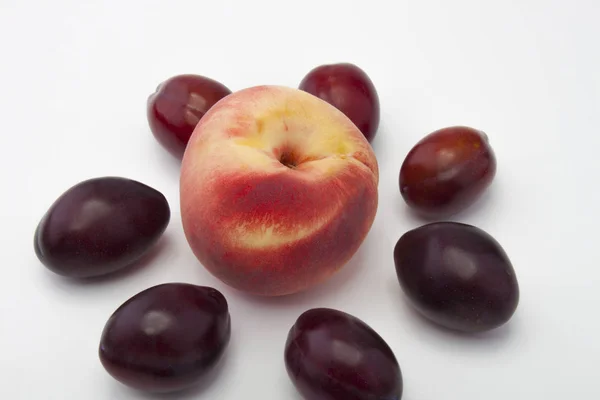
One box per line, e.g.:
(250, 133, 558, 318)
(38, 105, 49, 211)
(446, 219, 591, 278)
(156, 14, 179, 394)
(399, 126, 496, 218)
(147, 74, 232, 158)
(99, 283, 231, 392)
(285, 308, 403, 399)
(34, 176, 170, 278)
(394, 222, 519, 332)
(299, 63, 380, 142)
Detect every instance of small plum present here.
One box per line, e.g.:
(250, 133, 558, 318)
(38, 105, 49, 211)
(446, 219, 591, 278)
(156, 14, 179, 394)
(299, 63, 380, 142)
(399, 126, 496, 218)
(147, 74, 232, 158)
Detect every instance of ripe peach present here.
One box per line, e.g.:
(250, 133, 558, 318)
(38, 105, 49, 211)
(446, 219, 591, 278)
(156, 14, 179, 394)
(180, 86, 379, 296)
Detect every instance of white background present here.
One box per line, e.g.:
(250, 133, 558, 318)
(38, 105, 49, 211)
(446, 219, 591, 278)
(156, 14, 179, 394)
(1, 0, 599, 399)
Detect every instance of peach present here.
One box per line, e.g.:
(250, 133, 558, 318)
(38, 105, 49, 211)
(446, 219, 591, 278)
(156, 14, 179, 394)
(180, 85, 379, 296)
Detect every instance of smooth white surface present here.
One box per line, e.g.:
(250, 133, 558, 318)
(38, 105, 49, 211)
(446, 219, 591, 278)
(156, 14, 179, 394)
(1, 1, 599, 399)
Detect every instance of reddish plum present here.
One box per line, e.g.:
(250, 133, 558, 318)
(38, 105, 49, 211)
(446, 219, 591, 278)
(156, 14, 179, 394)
(147, 74, 232, 158)
(399, 126, 496, 218)
(299, 63, 380, 142)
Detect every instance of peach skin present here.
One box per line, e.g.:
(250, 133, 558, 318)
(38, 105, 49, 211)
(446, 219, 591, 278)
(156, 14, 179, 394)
(180, 85, 379, 296)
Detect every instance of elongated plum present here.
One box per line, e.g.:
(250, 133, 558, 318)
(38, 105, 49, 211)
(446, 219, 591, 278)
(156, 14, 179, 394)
(34, 177, 170, 278)
(299, 63, 380, 142)
(99, 283, 231, 393)
(394, 222, 519, 332)
(147, 74, 232, 158)
(399, 126, 496, 218)
(284, 308, 403, 400)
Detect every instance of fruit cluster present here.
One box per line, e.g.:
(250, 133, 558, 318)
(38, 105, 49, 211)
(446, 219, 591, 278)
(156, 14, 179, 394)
(34, 63, 519, 399)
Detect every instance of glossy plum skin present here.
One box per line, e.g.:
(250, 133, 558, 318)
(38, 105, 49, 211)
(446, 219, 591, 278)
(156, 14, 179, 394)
(285, 308, 403, 400)
(99, 283, 231, 393)
(299, 63, 380, 142)
(147, 74, 232, 158)
(394, 222, 519, 333)
(34, 177, 170, 278)
(399, 126, 496, 218)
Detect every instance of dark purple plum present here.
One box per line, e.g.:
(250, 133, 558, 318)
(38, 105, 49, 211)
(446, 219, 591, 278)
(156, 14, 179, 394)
(299, 63, 380, 142)
(99, 283, 231, 393)
(394, 222, 519, 332)
(34, 176, 170, 278)
(284, 308, 403, 400)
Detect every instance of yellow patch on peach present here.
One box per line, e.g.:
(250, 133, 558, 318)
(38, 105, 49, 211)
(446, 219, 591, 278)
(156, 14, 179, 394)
(232, 222, 315, 249)
(213, 89, 365, 170)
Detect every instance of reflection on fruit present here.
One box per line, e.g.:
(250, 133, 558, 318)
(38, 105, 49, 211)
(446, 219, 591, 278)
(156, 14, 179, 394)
(180, 85, 379, 296)
(99, 283, 231, 393)
(394, 222, 519, 332)
(34, 177, 170, 278)
(285, 308, 403, 400)
(299, 63, 380, 142)
(399, 126, 496, 218)
(147, 74, 232, 158)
